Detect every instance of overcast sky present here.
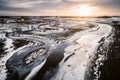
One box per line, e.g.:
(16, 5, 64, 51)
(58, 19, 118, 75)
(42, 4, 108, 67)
(0, 0, 119, 16)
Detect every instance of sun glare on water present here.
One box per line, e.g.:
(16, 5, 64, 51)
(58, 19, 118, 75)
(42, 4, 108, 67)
(73, 4, 94, 16)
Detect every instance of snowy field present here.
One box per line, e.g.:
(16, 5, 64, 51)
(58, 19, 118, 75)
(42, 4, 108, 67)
(0, 17, 120, 80)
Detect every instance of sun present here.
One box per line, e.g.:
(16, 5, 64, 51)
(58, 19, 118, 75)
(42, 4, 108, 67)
(73, 4, 94, 16)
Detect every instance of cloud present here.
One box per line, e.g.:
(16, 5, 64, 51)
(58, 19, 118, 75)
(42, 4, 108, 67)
(0, 0, 32, 12)
(0, 0, 119, 16)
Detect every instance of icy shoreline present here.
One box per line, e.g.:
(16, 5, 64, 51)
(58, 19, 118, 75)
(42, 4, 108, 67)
(50, 23, 113, 80)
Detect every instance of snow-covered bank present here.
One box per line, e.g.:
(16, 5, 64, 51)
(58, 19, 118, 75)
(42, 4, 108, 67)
(50, 24, 113, 80)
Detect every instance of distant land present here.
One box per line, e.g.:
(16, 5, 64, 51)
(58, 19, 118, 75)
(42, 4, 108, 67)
(0, 16, 120, 18)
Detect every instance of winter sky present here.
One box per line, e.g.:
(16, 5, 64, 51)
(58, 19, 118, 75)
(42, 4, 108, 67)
(0, 0, 120, 16)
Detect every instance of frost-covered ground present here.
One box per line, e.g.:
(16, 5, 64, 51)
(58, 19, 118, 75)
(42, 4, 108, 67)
(0, 17, 120, 80)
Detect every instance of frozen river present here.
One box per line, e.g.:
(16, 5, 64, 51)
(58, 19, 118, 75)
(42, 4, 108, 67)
(0, 17, 119, 80)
